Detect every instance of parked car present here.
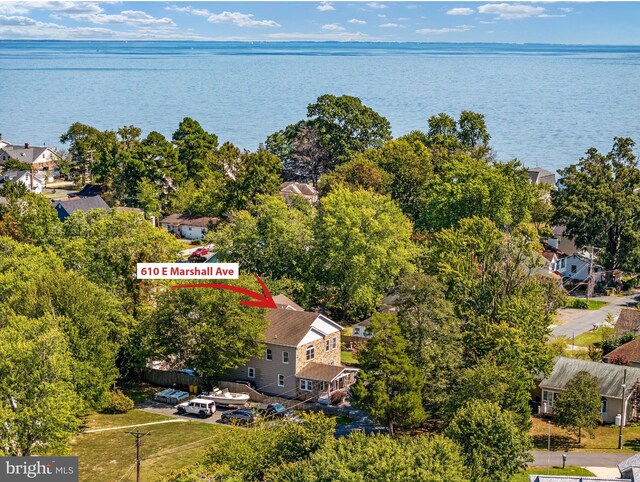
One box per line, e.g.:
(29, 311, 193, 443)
(176, 398, 216, 418)
(255, 403, 293, 419)
(176, 368, 200, 377)
(154, 389, 190, 405)
(220, 409, 257, 425)
(193, 247, 209, 257)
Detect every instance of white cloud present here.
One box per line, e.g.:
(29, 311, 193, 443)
(416, 24, 473, 34)
(479, 20, 496, 24)
(316, 2, 335, 12)
(322, 23, 345, 31)
(379, 23, 400, 28)
(0, 2, 103, 15)
(207, 11, 280, 27)
(477, 3, 547, 20)
(165, 6, 210, 17)
(165, 6, 279, 27)
(367, 3, 387, 9)
(447, 7, 474, 16)
(64, 10, 176, 27)
(0, 14, 205, 40)
(348, 18, 366, 25)
(559, 7, 574, 13)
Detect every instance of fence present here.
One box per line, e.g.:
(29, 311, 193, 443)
(141, 368, 202, 389)
(217, 381, 360, 418)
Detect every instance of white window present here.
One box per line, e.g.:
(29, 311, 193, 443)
(332, 337, 337, 349)
(266, 348, 272, 361)
(326, 339, 331, 351)
(282, 351, 289, 364)
(542, 390, 557, 407)
(306, 346, 315, 361)
(300, 379, 313, 391)
(278, 374, 285, 387)
(248, 367, 255, 379)
(353, 327, 361, 336)
(601, 397, 607, 415)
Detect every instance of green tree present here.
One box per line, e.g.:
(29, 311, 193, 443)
(395, 273, 462, 413)
(0, 237, 132, 406)
(307, 94, 392, 165)
(172, 117, 219, 180)
(227, 148, 282, 211)
(445, 359, 534, 430)
(419, 158, 536, 232)
(0, 193, 61, 245)
(553, 137, 640, 272)
(351, 313, 426, 436)
(208, 195, 314, 284)
(318, 156, 392, 196)
(0, 313, 83, 456)
(270, 432, 469, 482)
(150, 277, 269, 381)
(553, 371, 602, 443)
(445, 401, 533, 482)
(60, 122, 116, 184)
(0, 179, 28, 198)
(313, 187, 415, 319)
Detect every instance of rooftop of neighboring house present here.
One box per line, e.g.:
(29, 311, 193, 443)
(603, 338, 640, 364)
(0, 143, 57, 164)
(264, 296, 342, 347)
(0, 170, 45, 183)
(541, 357, 640, 399)
(55, 195, 110, 217)
(279, 182, 318, 203)
(527, 167, 556, 185)
(160, 213, 219, 227)
(272, 294, 304, 311)
(74, 184, 104, 198)
(615, 308, 640, 336)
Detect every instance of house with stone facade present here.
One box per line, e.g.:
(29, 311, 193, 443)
(225, 294, 358, 402)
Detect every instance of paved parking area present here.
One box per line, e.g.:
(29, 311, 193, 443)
(137, 400, 229, 424)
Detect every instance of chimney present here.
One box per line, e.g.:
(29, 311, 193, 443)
(24, 142, 29, 149)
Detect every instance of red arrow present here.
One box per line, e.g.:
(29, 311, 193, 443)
(170, 274, 277, 309)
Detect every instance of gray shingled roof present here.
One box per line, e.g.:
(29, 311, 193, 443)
(540, 357, 640, 399)
(160, 213, 219, 228)
(272, 294, 304, 311)
(1, 145, 52, 164)
(618, 452, 640, 473)
(264, 309, 322, 347)
(55, 196, 110, 221)
(529, 477, 627, 482)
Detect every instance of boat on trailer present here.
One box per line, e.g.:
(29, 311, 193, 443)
(202, 387, 250, 407)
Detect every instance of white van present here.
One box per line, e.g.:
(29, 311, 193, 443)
(176, 398, 216, 418)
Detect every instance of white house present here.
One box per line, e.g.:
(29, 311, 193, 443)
(0, 142, 59, 172)
(0, 170, 45, 194)
(160, 213, 219, 240)
(552, 251, 604, 282)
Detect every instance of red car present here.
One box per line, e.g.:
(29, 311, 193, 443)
(192, 247, 209, 257)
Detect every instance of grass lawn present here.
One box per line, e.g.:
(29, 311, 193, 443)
(572, 327, 612, 347)
(565, 297, 609, 310)
(531, 417, 640, 452)
(511, 466, 594, 482)
(341, 350, 359, 366)
(72, 410, 232, 482)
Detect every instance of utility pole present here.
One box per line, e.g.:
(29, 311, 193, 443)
(86, 149, 95, 185)
(126, 429, 151, 482)
(619, 369, 627, 450)
(586, 245, 595, 303)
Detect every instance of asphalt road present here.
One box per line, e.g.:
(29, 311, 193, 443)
(530, 450, 632, 468)
(551, 292, 640, 338)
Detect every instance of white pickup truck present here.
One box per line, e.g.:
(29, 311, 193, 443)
(176, 398, 216, 418)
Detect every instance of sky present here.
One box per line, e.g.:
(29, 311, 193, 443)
(1, 1, 640, 44)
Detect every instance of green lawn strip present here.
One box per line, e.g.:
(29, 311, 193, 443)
(72, 411, 228, 482)
(572, 327, 610, 347)
(82, 410, 174, 431)
(531, 417, 640, 452)
(341, 350, 359, 366)
(565, 298, 609, 310)
(511, 467, 594, 482)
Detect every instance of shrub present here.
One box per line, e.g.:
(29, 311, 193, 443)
(101, 389, 135, 414)
(567, 298, 589, 309)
